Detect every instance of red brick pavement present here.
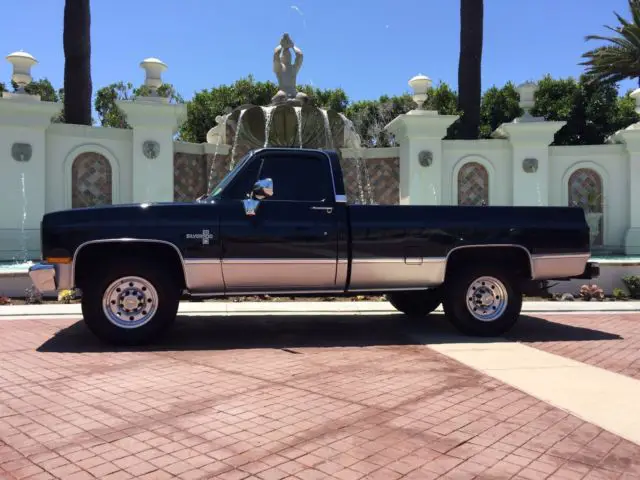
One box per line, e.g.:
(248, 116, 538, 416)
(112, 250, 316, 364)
(507, 313, 640, 380)
(0, 314, 639, 479)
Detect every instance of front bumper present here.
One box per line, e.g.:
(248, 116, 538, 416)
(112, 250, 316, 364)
(28, 262, 72, 293)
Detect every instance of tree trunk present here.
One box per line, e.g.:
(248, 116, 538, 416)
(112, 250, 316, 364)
(63, 0, 92, 125)
(457, 0, 484, 139)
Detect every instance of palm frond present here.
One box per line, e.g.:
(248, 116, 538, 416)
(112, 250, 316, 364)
(580, 0, 640, 84)
(632, 0, 640, 26)
(585, 32, 639, 50)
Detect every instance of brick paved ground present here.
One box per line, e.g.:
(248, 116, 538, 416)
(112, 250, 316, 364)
(1, 313, 640, 479)
(507, 313, 640, 380)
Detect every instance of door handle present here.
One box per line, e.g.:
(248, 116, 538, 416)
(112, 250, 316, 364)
(310, 206, 333, 214)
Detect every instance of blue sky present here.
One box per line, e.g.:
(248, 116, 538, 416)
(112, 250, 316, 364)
(0, 0, 636, 104)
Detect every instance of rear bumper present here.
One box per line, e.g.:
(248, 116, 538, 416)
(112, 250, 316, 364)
(573, 261, 600, 280)
(28, 262, 73, 292)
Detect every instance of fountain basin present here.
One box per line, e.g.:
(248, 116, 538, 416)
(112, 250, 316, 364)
(0, 261, 34, 298)
(207, 104, 361, 165)
(0, 261, 54, 298)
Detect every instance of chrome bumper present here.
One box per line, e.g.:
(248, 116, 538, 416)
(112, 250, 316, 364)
(575, 261, 600, 280)
(28, 263, 73, 293)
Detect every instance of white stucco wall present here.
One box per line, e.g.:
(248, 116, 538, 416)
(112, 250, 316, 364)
(443, 139, 513, 206)
(45, 124, 133, 213)
(0, 96, 61, 261)
(0, 93, 638, 264)
(436, 141, 629, 251)
(0, 125, 48, 261)
(0, 94, 185, 262)
(386, 112, 635, 255)
(549, 144, 629, 250)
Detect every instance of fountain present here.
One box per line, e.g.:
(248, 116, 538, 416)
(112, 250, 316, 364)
(205, 33, 371, 200)
(19, 172, 29, 263)
(0, 174, 36, 284)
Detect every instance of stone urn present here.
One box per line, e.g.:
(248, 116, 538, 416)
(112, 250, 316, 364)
(585, 212, 603, 245)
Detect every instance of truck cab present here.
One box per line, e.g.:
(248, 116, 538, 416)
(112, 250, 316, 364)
(205, 148, 349, 294)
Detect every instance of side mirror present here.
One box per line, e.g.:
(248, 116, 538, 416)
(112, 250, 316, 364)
(243, 178, 274, 216)
(252, 178, 273, 200)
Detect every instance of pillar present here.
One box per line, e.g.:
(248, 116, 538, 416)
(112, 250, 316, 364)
(615, 127, 640, 255)
(117, 98, 186, 203)
(386, 112, 459, 205)
(492, 82, 565, 206)
(0, 52, 60, 261)
(116, 58, 187, 203)
(493, 121, 565, 206)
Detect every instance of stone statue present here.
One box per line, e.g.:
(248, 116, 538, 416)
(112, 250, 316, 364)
(271, 33, 309, 106)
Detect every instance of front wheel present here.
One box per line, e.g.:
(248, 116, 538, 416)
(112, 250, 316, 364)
(81, 261, 180, 346)
(442, 266, 522, 337)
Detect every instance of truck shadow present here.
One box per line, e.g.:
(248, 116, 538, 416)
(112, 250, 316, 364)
(36, 312, 621, 353)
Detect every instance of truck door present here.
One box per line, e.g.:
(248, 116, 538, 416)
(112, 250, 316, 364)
(219, 151, 340, 294)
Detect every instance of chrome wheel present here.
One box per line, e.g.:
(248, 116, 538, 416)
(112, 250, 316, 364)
(102, 276, 159, 329)
(465, 276, 508, 322)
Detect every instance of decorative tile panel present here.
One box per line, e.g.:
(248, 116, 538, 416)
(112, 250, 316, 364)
(173, 151, 399, 205)
(568, 168, 603, 211)
(339, 157, 399, 205)
(367, 157, 399, 205)
(458, 162, 489, 206)
(174, 153, 207, 202)
(340, 157, 365, 204)
(71, 152, 112, 208)
(205, 154, 232, 192)
(568, 168, 603, 245)
(173, 153, 232, 202)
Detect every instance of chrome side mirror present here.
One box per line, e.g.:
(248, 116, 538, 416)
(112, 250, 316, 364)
(243, 198, 260, 216)
(243, 178, 274, 216)
(252, 178, 273, 200)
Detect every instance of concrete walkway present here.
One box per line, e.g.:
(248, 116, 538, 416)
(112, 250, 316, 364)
(0, 299, 639, 319)
(422, 338, 640, 447)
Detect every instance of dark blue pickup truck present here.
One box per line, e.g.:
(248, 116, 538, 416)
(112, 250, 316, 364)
(29, 147, 599, 345)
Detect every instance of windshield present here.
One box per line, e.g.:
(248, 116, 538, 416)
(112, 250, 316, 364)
(206, 152, 253, 200)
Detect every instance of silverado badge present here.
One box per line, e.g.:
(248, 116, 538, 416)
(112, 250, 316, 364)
(186, 229, 214, 245)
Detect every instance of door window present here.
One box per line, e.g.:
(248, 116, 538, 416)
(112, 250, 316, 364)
(221, 158, 263, 200)
(258, 155, 333, 202)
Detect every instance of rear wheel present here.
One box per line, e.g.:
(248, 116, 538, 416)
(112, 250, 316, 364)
(386, 288, 442, 317)
(442, 265, 522, 337)
(81, 260, 180, 346)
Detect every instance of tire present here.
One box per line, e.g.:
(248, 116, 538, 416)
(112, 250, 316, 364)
(81, 260, 180, 346)
(442, 265, 522, 337)
(386, 288, 442, 317)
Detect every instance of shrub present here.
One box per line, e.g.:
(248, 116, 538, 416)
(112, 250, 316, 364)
(24, 286, 43, 304)
(612, 287, 628, 300)
(579, 284, 604, 301)
(58, 289, 75, 304)
(622, 275, 640, 299)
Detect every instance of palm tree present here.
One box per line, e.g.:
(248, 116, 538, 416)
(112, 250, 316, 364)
(580, 0, 640, 87)
(457, 0, 484, 139)
(63, 0, 92, 125)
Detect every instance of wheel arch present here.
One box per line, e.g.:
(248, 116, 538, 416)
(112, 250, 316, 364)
(444, 244, 534, 282)
(73, 239, 187, 291)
